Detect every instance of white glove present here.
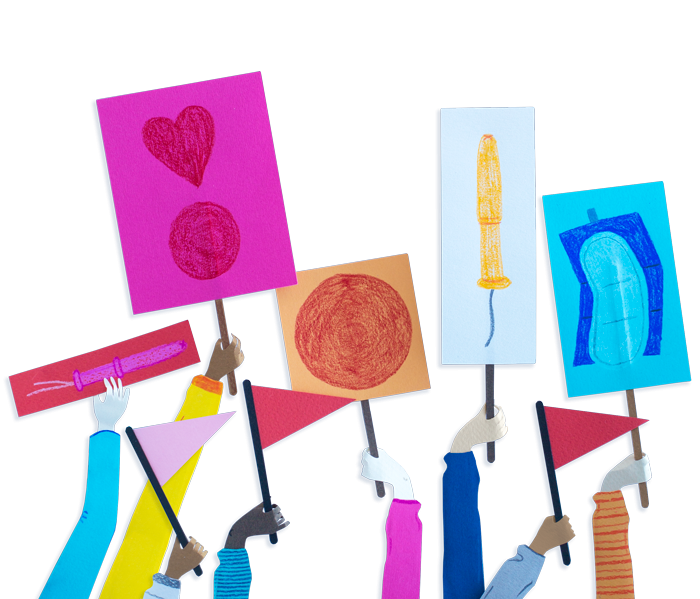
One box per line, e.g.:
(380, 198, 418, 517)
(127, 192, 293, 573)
(601, 453, 651, 492)
(93, 377, 130, 432)
(360, 448, 414, 500)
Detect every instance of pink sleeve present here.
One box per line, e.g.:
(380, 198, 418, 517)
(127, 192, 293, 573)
(382, 499, 422, 599)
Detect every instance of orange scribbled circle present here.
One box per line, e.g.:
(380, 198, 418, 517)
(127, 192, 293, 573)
(294, 274, 413, 390)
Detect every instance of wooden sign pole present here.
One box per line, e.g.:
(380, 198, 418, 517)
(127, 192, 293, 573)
(625, 389, 649, 508)
(126, 427, 203, 576)
(361, 400, 386, 498)
(215, 299, 237, 395)
(485, 364, 495, 463)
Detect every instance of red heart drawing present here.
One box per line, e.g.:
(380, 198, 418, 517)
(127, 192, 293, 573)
(142, 105, 215, 187)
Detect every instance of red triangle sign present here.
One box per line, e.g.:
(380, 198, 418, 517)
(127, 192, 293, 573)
(251, 386, 354, 449)
(544, 406, 647, 469)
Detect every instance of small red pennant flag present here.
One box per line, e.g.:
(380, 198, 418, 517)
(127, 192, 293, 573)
(251, 386, 354, 449)
(544, 406, 647, 469)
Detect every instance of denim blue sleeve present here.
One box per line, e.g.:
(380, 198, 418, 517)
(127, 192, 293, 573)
(40, 431, 120, 599)
(481, 545, 545, 599)
(443, 451, 484, 599)
(143, 573, 181, 599)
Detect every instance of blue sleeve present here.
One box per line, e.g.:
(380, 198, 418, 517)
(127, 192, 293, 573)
(40, 431, 120, 599)
(443, 451, 484, 599)
(214, 549, 253, 599)
(143, 573, 181, 599)
(481, 545, 545, 599)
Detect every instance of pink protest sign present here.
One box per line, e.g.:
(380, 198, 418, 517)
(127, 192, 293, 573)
(97, 72, 297, 314)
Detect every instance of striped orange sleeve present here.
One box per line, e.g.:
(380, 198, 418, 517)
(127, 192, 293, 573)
(592, 491, 635, 598)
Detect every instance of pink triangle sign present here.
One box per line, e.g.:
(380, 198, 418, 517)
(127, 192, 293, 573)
(251, 386, 354, 448)
(544, 406, 647, 469)
(133, 412, 235, 486)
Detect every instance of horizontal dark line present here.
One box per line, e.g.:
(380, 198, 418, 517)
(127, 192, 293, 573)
(602, 316, 639, 325)
(643, 263, 661, 269)
(92, 69, 274, 73)
(602, 277, 634, 289)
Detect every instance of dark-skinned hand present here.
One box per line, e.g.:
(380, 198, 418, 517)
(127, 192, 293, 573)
(225, 502, 289, 549)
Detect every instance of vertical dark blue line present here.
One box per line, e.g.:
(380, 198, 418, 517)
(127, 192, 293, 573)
(485, 289, 495, 347)
(688, 177, 693, 532)
(2, 89, 12, 177)
(2, 266, 13, 597)
(234, 410, 241, 518)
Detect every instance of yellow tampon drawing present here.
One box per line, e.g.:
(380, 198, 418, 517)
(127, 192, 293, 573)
(477, 134, 510, 290)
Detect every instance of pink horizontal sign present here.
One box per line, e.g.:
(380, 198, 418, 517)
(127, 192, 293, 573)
(97, 72, 297, 314)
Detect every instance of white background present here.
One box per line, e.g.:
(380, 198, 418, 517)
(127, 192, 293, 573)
(1, 2, 697, 598)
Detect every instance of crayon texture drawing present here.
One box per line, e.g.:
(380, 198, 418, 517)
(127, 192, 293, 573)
(441, 108, 536, 364)
(277, 255, 430, 401)
(476, 134, 511, 348)
(97, 73, 297, 314)
(142, 105, 215, 188)
(143, 106, 242, 281)
(560, 210, 662, 368)
(477, 134, 510, 292)
(295, 273, 413, 390)
(543, 182, 690, 397)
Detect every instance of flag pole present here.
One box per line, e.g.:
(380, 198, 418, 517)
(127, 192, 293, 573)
(243, 380, 278, 544)
(125, 427, 203, 576)
(535, 402, 571, 566)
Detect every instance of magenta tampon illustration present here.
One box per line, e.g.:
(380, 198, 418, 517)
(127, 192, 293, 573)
(71, 341, 188, 391)
(26, 341, 189, 396)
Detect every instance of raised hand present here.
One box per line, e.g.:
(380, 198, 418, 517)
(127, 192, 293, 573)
(601, 453, 651, 492)
(164, 537, 208, 580)
(529, 515, 575, 556)
(225, 502, 289, 549)
(93, 377, 130, 432)
(205, 335, 245, 381)
(360, 448, 414, 500)
(450, 403, 507, 453)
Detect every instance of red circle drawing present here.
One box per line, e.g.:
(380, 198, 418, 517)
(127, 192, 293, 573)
(294, 274, 413, 390)
(168, 201, 240, 280)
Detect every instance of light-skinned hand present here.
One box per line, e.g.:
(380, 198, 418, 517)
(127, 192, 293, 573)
(360, 448, 414, 500)
(93, 377, 130, 432)
(601, 453, 651, 492)
(451, 403, 507, 453)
